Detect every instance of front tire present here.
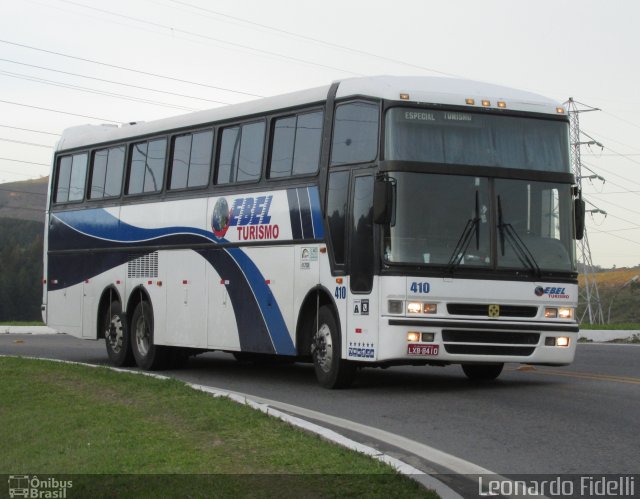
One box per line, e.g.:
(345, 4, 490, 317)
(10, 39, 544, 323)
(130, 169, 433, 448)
(130, 301, 167, 370)
(104, 301, 134, 367)
(462, 363, 504, 381)
(311, 306, 356, 389)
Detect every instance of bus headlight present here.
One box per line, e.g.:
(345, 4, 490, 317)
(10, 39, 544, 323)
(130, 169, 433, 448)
(545, 307, 574, 319)
(558, 307, 574, 319)
(407, 302, 437, 314)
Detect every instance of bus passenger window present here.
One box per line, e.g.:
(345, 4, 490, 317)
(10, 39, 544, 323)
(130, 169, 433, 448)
(170, 130, 213, 190)
(216, 121, 265, 184)
(127, 138, 167, 194)
(90, 146, 124, 199)
(269, 111, 323, 178)
(55, 153, 88, 203)
(330, 102, 379, 166)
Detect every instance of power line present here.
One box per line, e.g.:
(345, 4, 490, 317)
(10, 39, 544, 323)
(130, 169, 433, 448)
(0, 157, 50, 167)
(56, 0, 363, 77)
(0, 137, 53, 148)
(0, 98, 120, 123)
(0, 58, 231, 106)
(162, 0, 463, 78)
(0, 124, 59, 136)
(0, 69, 200, 112)
(0, 39, 263, 98)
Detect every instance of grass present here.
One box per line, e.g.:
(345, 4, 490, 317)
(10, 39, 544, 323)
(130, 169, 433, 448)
(0, 357, 437, 499)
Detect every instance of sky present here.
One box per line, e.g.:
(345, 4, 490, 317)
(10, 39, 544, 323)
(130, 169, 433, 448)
(1, 0, 639, 269)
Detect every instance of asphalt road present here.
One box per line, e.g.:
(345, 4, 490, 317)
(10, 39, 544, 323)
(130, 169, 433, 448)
(2, 333, 638, 477)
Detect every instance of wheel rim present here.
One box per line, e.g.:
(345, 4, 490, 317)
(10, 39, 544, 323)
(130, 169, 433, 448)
(313, 323, 333, 373)
(134, 313, 150, 357)
(106, 314, 124, 353)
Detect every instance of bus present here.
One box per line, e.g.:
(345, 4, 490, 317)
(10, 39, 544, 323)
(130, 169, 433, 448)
(43, 75, 583, 388)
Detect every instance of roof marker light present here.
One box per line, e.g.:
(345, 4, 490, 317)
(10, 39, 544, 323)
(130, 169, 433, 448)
(400, 93, 410, 100)
(465, 98, 476, 105)
(482, 100, 491, 107)
(556, 107, 566, 114)
(497, 101, 507, 108)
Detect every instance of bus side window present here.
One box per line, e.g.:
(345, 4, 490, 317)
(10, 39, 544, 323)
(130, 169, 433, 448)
(169, 130, 213, 190)
(330, 102, 379, 167)
(216, 121, 265, 184)
(90, 146, 125, 199)
(326, 171, 349, 266)
(350, 175, 374, 293)
(54, 153, 88, 203)
(127, 138, 167, 194)
(269, 110, 323, 178)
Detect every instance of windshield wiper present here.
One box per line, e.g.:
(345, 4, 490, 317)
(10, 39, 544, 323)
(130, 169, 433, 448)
(447, 191, 480, 273)
(497, 195, 541, 277)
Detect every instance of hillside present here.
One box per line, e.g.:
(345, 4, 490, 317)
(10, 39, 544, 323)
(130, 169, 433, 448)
(0, 177, 48, 222)
(577, 267, 640, 324)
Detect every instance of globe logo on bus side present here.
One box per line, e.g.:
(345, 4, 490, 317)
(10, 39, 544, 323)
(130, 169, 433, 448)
(211, 198, 231, 239)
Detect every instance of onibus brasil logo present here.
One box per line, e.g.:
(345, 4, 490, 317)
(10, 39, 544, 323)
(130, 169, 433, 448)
(8, 475, 72, 498)
(211, 195, 280, 241)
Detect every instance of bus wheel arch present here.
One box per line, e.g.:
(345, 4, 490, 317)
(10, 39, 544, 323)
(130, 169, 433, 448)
(296, 286, 356, 388)
(295, 286, 336, 360)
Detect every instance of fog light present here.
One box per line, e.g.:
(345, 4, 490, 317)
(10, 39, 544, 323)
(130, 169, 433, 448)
(545, 307, 558, 318)
(407, 302, 422, 314)
(556, 336, 570, 347)
(388, 300, 403, 314)
(407, 331, 420, 342)
(545, 337, 556, 346)
(422, 332, 435, 342)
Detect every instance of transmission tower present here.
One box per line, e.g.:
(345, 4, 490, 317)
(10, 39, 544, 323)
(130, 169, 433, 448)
(566, 98, 605, 324)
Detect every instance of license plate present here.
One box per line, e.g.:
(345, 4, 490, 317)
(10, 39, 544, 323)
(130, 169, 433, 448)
(407, 344, 439, 356)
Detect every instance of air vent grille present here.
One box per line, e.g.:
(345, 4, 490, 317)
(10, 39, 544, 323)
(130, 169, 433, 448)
(127, 252, 158, 278)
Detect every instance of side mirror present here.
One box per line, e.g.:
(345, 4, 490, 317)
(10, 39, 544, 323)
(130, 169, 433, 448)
(373, 176, 394, 225)
(574, 197, 585, 240)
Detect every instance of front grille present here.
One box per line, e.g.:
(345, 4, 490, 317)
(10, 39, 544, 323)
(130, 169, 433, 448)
(444, 344, 536, 356)
(447, 303, 538, 318)
(442, 330, 540, 345)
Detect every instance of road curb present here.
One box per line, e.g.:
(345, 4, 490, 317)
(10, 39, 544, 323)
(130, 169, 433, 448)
(1, 354, 462, 499)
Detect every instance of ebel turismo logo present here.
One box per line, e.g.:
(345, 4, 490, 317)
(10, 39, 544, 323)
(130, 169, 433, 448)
(211, 195, 280, 241)
(535, 286, 570, 299)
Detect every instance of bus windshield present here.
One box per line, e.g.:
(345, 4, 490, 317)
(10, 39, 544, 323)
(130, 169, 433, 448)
(385, 108, 570, 172)
(383, 172, 576, 273)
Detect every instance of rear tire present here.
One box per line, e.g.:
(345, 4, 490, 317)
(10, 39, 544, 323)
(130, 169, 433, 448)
(130, 301, 167, 370)
(462, 363, 504, 381)
(311, 306, 356, 389)
(104, 301, 134, 367)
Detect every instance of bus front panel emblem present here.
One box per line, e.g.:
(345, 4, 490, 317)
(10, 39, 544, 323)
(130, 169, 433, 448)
(488, 304, 500, 318)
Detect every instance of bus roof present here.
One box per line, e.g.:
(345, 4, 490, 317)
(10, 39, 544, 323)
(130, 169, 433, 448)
(56, 75, 565, 152)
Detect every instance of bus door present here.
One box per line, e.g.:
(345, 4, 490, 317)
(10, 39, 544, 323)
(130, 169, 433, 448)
(345, 174, 378, 362)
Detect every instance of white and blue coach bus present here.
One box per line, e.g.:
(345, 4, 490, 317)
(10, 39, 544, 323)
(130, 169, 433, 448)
(43, 76, 583, 388)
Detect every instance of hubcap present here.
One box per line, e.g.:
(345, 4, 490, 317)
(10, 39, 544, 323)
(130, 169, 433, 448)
(134, 315, 150, 357)
(106, 315, 124, 353)
(312, 323, 333, 373)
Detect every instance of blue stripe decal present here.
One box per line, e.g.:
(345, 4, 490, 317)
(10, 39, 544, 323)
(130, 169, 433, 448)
(298, 188, 313, 239)
(54, 209, 214, 243)
(226, 248, 296, 355)
(53, 207, 296, 356)
(307, 186, 324, 239)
